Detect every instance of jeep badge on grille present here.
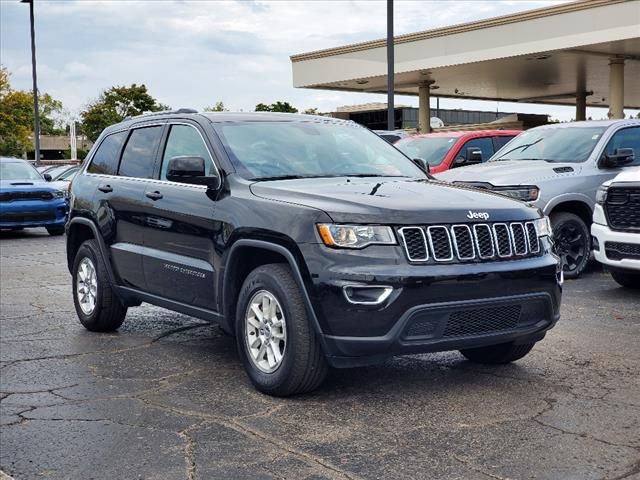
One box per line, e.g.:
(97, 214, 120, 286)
(466, 211, 490, 220)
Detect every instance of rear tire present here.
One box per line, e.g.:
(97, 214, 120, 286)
(236, 263, 328, 396)
(610, 269, 640, 289)
(551, 212, 590, 279)
(460, 341, 535, 364)
(72, 239, 127, 332)
(46, 226, 65, 236)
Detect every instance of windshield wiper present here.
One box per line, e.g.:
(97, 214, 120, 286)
(251, 175, 323, 181)
(493, 138, 543, 161)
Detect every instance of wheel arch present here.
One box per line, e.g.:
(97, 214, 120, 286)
(220, 239, 326, 349)
(66, 217, 116, 284)
(545, 198, 593, 227)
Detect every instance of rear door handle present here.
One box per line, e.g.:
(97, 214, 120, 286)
(98, 184, 113, 193)
(145, 191, 163, 201)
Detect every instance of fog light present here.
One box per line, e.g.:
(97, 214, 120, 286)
(343, 285, 393, 305)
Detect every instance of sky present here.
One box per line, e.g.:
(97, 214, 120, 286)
(1, 0, 636, 123)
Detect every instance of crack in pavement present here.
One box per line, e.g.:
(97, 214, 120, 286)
(607, 458, 640, 480)
(452, 454, 511, 480)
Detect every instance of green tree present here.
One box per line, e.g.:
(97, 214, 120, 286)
(38, 93, 65, 135)
(204, 101, 227, 112)
(0, 67, 32, 157)
(81, 84, 168, 141)
(254, 101, 298, 113)
(303, 107, 318, 115)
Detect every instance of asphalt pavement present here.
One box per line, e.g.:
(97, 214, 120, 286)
(1, 229, 639, 480)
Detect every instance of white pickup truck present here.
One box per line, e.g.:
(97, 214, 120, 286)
(591, 167, 640, 288)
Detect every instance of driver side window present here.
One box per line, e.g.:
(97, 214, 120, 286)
(605, 127, 640, 167)
(161, 124, 215, 180)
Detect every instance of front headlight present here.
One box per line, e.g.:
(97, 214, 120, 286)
(495, 185, 540, 202)
(534, 216, 552, 237)
(317, 224, 396, 249)
(595, 185, 608, 204)
(52, 190, 67, 199)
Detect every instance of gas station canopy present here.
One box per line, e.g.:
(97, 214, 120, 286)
(291, 0, 640, 129)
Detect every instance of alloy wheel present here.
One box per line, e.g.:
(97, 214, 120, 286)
(245, 290, 287, 373)
(555, 221, 587, 274)
(77, 257, 98, 315)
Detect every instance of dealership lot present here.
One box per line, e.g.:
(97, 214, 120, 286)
(1, 230, 639, 480)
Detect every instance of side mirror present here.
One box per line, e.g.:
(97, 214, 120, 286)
(43, 173, 52, 181)
(602, 148, 635, 168)
(166, 156, 220, 190)
(466, 147, 483, 164)
(412, 158, 430, 174)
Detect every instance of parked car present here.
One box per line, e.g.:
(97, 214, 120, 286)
(395, 130, 520, 174)
(591, 166, 640, 288)
(0, 157, 69, 235)
(437, 120, 640, 278)
(66, 111, 562, 396)
(373, 130, 409, 144)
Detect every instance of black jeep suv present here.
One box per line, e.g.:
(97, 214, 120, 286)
(66, 111, 562, 396)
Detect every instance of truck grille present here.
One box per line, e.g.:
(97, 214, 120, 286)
(399, 221, 540, 263)
(605, 186, 640, 232)
(0, 190, 54, 202)
(605, 241, 640, 261)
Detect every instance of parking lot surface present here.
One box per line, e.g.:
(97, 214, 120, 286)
(1, 229, 639, 480)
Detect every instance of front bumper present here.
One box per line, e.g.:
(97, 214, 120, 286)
(0, 198, 68, 229)
(301, 239, 562, 367)
(591, 221, 640, 271)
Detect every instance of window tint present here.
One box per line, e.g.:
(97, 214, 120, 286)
(118, 126, 163, 179)
(459, 137, 495, 162)
(605, 127, 640, 167)
(494, 135, 515, 150)
(87, 131, 127, 175)
(160, 125, 214, 180)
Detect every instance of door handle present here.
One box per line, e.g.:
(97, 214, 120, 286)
(98, 184, 113, 193)
(145, 191, 163, 201)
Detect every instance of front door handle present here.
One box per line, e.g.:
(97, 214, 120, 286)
(145, 191, 163, 201)
(98, 184, 113, 193)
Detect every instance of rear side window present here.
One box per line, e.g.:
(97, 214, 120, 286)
(87, 131, 127, 175)
(118, 126, 163, 179)
(493, 135, 515, 150)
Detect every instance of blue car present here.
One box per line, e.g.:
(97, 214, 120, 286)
(0, 157, 69, 235)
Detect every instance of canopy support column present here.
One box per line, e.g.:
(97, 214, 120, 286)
(418, 82, 432, 133)
(608, 57, 625, 119)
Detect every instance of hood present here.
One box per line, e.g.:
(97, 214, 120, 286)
(435, 160, 582, 186)
(605, 166, 640, 187)
(0, 179, 60, 192)
(250, 177, 540, 224)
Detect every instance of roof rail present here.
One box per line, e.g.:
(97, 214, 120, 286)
(124, 108, 198, 121)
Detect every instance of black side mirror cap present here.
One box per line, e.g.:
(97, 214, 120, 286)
(602, 148, 635, 168)
(412, 158, 430, 174)
(166, 156, 221, 190)
(43, 173, 52, 181)
(466, 147, 483, 164)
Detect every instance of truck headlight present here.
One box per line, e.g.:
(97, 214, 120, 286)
(52, 190, 67, 199)
(534, 216, 552, 237)
(494, 185, 540, 202)
(595, 185, 608, 204)
(317, 224, 396, 249)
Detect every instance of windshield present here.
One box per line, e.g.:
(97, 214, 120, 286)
(0, 161, 43, 181)
(395, 137, 457, 167)
(490, 126, 606, 163)
(215, 121, 426, 180)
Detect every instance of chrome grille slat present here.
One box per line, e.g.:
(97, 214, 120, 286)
(427, 226, 454, 262)
(510, 223, 528, 256)
(451, 225, 475, 260)
(492, 223, 512, 258)
(398, 227, 428, 262)
(525, 221, 540, 254)
(473, 224, 495, 259)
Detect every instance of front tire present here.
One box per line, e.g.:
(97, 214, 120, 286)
(236, 263, 328, 396)
(460, 341, 535, 364)
(46, 226, 65, 236)
(551, 212, 590, 279)
(610, 268, 640, 289)
(72, 239, 127, 332)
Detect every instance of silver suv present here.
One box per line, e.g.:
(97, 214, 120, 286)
(437, 120, 640, 278)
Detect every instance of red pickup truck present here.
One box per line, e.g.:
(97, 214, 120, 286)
(395, 130, 521, 174)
